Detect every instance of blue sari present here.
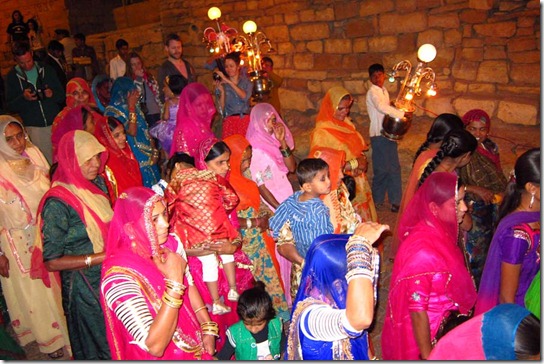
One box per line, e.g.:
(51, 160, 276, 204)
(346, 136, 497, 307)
(104, 77, 159, 187)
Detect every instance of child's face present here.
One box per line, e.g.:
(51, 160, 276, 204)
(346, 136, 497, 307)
(305, 168, 331, 196)
(243, 318, 267, 334)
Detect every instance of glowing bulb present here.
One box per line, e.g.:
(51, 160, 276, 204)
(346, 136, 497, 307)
(389, 76, 395, 83)
(405, 93, 414, 101)
(240, 59, 245, 66)
(427, 89, 436, 97)
(417, 44, 437, 63)
(209, 48, 214, 53)
(243, 20, 257, 34)
(214, 47, 219, 53)
(208, 7, 221, 20)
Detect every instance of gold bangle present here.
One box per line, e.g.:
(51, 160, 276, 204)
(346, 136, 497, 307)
(231, 237, 242, 246)
(194, 305, 207, 314)
(84, 255, 92, 268)
(200, 321, 219, 337)
(162, 292, 183, 309)
(129, 112, 137, 124)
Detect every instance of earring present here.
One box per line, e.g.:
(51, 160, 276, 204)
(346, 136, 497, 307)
(529, 192, 535, 209)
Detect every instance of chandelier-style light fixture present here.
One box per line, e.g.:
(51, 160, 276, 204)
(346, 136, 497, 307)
(382, 43, 438, 140)
(202, 7, 276, 100)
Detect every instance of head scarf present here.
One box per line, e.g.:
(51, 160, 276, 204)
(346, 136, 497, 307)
(170, 82, 216, 157)
(194, 136, 220, 171)
(66, 77, 97, 108)
(51, 104, 94, 163)
(223, 134, 261, 211)
(311, 87, 367, 159)
(461, 108, 502, 169)
(246, 103, 294, 174)
(93, 117, 143, 194)
(91, 74, 111, 112)
(109, 76, 137, 107)
(461, 108, 490, 127)
(288, 234, 369, 360)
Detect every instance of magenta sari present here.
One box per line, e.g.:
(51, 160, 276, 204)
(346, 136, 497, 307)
(169, 83, 216, 158)
(382, 172, 477, 360)
(100, 187, 212, 360)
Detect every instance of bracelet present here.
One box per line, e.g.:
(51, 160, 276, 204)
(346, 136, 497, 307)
(194, 305, 208, 314)
(231, 237, 242, 246)
(279, 146, 292, 158)
(349, 158, 358, 171)
(129, 112, 137, 124)
(84, 255, 92, 268)
(200, 321, 219, 337)
(246, 218, 252, 229)
(162, 292, 183, 309)
(164, 278, 187, 295)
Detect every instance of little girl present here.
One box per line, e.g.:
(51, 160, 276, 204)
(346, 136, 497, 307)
(216, 282, 284, 360)
(166, 139, 242, 315)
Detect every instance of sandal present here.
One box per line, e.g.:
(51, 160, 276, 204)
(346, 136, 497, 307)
(48, 348, 64, 359)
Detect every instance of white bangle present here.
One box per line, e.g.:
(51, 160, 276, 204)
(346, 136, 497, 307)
(246, 218, 252, 229)
(84, 255, 92, 268)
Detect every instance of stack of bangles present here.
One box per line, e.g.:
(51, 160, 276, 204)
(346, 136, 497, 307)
(162, 278, 186, 309)
(152, 148, 159, 159)
(279, 146, 292, 158)
(344, 235, 375, 284)
(129, 112, 137, 124)
(200, 321, 219, 337)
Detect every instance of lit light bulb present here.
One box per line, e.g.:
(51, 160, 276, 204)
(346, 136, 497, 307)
(389, 75, 395, 83)
(417, 44, 437, 63)
(208, 7, 221, 21)
(427, 89, 436, 97)
(243, 20, 257, 34)
(240, 59, 245, 66)
(215, 47, 220, 53)
(405, 92, 414, 101)
(209, 48, 214, 53)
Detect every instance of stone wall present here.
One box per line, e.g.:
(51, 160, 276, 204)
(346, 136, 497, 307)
(0, 0, 540, 159)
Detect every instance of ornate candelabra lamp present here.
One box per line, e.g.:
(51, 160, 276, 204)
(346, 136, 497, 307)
(383, 44, 438, 140)
(202, 7, 238, 56)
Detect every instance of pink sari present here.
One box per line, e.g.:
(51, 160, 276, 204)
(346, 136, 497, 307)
(382, 172, 477, 360)
(169, 82, 216, 158)
(100, 187, 212, 360)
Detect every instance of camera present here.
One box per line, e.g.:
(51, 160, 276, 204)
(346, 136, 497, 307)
(212, 72, 221, 81)
(35, 87, 47, 101)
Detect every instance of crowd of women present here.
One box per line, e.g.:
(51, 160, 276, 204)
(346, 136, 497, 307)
(0, 48, 540, 360)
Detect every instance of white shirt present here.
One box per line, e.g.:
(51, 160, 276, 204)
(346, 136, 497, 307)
(109, 54, 126, 80)
(366, 84, 405, 137)
(60, 37, 76, 64)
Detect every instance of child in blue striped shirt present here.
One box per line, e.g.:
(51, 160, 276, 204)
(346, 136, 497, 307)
(269, 158, 334, 301)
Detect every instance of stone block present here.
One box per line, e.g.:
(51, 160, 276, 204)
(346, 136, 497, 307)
(281, 70, 328, 80)
(264, 25, 290, 42)
(497, 101, 539, 125)
(518, 16, 537, 28)
(461, 47, 484, 61)
(460, 9, 488, 24)
(300, 9, 315, 22)
(353, 38, 368, 53)
(306, 40, 323, 53)
(463, 38, 484, 47)
(498, 85, 540, 95)
(467, 83, 496, 94)
(507, 37, 538, 52)
(287, 78, 309, 90)
(293, 54, 314, 70)
(510, 63, 540, 85)
(453, 81, 469, 93)
(452, 60, 479, 81)
(359, 0, 394, 17)
(316, 8, 335, 21)
(368, 36, 398, 53)
(428, 13, 460, 29)
(398, 0, 417, 12)
(344, 79, 366, 95)
(484, 46, 506, 60)
(279, 87, 314, 111)
(468, 0, 493, 10)
(444, 29, 463, 46)
(308, 80, 322, 93)
(313, 54, 342, 70)
(516, 27, 535, 36)
(278, 42, 295, 54)
(290, 23, 330, 41)
(335, 1, 361, 21)
(424, 96, 456, 115)
(509, 51, 540, 64)
(453, 98, 497, 117)
(379, 12, 428, 35)
(476, 60, 509, 84)
(284, 13, 299, 25)
(346, 18, 375, 38)
(498, 1, 525, 12)
(417, 29, 444, 48)
(473, 22, 517, 37)
(324, 39, 352, 54)
(396, 34, 418, 53)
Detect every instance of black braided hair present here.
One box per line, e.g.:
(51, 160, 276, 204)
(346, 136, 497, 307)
(413, 113, 464, 163)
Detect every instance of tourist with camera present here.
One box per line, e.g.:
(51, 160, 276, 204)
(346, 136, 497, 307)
(5, 41, 65, 164)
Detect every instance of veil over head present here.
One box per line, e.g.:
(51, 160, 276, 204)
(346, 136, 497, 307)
(246, 103, 294, 174)
(66, 77, 97, 108)
(195, 136, 220, 171)
(170, 82, 216, 157)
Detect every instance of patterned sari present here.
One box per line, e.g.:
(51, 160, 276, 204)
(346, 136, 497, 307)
(310, 86, 377, 222)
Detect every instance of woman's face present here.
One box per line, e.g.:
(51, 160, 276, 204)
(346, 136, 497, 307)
(80, 153, 101, 180)
(264, 113, 277, 134)
(111, 124, 127, 149)
(192, 94, 210, 120)
(333, 97, 353, 121)
(206, 151, 230, 177)
(151, 200, 169, 246)
(129, 57, 143, 73)
(466, 120, 489, 144)
(4, 122, 26, 155)
(83, 113, 96, 134)
(97, 81, 111, 101)
(455, 186, 468, 224)
(71, 84, 90, 106)
(241, 146, 252, 172)
(224, 59, 239, 78)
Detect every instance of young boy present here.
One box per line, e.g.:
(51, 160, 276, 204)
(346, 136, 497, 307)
(269, 158, 334, 300)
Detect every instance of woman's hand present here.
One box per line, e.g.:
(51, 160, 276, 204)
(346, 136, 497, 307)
(353, 221, 390, 246)
(202, 334, 216, 355)
(127, 89, 140, 110)
(153, 248, 185, 283)
(204, 239, 237, 255)
(273, 123, 286, 143)
(467, 185, 494, 204)
(0, 255, 9, 278)
(256, 216, 269, 231)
